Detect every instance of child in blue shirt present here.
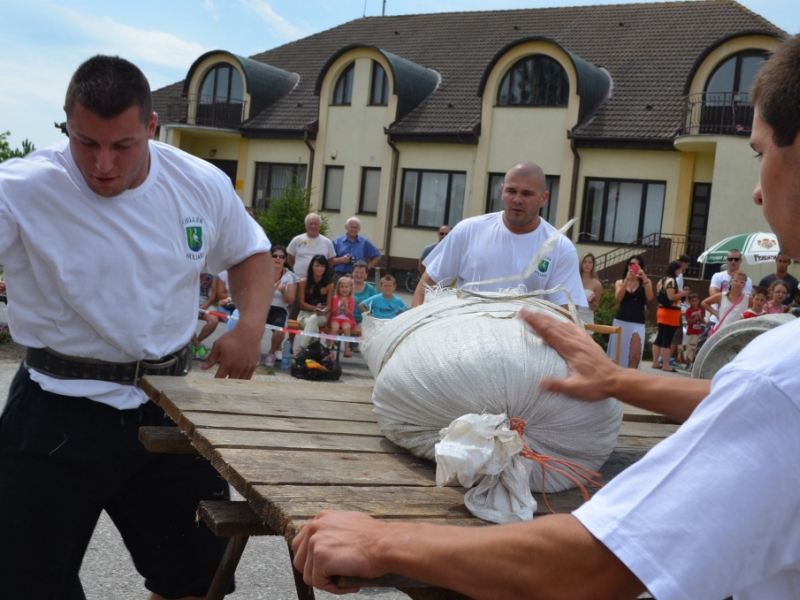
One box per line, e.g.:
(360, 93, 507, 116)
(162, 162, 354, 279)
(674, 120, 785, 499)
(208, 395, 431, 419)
(359, 274, 407, 319)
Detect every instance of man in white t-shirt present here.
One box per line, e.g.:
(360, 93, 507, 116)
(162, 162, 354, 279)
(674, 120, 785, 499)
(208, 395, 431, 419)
(413, 161, 587, 310)
(291, 35, 800, 600)
(287, 213, 336, 281)
(708, 249, 754, 324)
(0, 56, 271, 599)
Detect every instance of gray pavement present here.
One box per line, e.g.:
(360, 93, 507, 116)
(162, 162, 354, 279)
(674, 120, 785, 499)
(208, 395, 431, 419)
(0, 295, 683, 599)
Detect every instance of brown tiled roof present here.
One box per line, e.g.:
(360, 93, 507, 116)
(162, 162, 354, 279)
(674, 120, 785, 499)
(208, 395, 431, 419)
(152, 0, 785, 142)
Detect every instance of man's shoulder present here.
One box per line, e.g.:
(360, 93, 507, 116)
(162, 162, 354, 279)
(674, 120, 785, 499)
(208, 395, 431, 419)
(759, 273, 776, 286)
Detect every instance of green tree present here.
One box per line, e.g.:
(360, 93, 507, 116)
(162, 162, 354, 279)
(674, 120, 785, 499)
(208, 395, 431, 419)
(255, 183, 328, 248)
(0, 131, 35, 162)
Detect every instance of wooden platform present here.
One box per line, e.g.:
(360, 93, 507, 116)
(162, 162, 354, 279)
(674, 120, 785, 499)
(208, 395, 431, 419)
(141, 375, 677, 598)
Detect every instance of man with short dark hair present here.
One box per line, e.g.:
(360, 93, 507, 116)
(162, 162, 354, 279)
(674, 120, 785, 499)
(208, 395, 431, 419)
(0, 55, 271, 599)
(413, 161, 586, 310)
(759, 252, 799, 305)
(293, 35, 800, 600)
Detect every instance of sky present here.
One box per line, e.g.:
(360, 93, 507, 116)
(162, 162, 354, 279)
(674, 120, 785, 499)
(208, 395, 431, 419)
(2, 0, 798, 151)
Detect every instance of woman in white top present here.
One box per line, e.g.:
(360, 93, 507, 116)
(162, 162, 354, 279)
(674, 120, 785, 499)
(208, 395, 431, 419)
(701, 270, 750, 338)
(263, 244, 297, 366)
(578, 253, 603, 325)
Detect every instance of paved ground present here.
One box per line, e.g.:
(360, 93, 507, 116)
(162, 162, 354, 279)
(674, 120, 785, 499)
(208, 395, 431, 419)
(0, 295, 684, 599)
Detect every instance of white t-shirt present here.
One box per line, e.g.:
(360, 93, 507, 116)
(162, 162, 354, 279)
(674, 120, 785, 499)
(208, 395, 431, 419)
(423, 212, 587, 307)
(272, 271, 295, 309)
(287, 233, 335, 280)
(709, 270, 754, 323)
(0, 140, 269, 409)
(574, 316, 800, 600)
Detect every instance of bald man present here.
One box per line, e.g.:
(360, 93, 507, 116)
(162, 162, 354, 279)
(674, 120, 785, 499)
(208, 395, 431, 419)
(414, 161, 587, 309)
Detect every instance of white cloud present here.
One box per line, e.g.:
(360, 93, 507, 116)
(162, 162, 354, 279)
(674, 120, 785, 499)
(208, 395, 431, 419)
(239, 0, 302, 39)
(203, 0, 214, 10)
(43, 5, 209, 70)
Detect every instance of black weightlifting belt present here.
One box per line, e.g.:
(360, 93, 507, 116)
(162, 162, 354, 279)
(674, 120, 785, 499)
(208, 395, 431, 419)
(24, 344, 193, 387)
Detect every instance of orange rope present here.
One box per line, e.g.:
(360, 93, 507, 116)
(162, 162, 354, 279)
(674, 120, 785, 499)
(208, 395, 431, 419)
(508, 417, 603, 514)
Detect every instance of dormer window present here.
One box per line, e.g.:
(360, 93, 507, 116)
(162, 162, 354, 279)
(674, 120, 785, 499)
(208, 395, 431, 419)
(370, 62, 390, 106)
(197, 64, 245, 127)
(497, 55, 569, 107)
(332, 64, 354, 105)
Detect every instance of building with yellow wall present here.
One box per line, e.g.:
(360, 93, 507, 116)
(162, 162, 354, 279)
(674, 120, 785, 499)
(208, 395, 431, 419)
(152, 0, 786, 279)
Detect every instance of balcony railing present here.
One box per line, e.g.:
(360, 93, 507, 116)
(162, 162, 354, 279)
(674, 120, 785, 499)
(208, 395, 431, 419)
(166, 94, 247, 129)
(679, 91, 754, 137)
(594, 233, 707, 282)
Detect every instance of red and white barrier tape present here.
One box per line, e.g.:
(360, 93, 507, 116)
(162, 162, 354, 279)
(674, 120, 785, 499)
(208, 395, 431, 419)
(204, 310, 363, 343)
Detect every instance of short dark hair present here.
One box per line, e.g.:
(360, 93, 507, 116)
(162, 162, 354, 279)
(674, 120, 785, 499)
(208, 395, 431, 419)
(352, 261, 368, 271)
(689, 293, 699, 300)
(65, 55, 152, 123)
(679, 254, 691, 263)
(380, 274, 396, 284)
(751, 35, 800, 147)
(752, 286, 769, 297)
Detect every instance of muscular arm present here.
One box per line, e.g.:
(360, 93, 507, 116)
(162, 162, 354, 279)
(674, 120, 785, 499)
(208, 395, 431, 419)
(292, 511, 644, 599)
(204, 252, 272, 379)
(522, 309, 709, 423)
(412, 272, 436, 307)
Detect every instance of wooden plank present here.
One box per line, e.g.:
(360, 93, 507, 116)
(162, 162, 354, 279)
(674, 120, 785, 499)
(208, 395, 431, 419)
(138, 426, 197, 455)
(184, 412, 384, 437)
(155, 393, 377, 430)
(212, 448, 439, 493)
(249, 485, 476, 522)
(197, 500, 277, 537)
(192, 429, 404, 456)
(621, 404, 681, 425)
(143, 375, 374, 406)
(619, 421, 679, 438)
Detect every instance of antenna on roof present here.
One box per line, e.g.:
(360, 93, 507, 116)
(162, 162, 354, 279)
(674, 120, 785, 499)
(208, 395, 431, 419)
(382, 0, 386, 17)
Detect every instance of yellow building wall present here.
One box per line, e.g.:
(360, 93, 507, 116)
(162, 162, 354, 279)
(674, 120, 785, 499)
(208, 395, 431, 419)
(572, 148, 683, 258)
(389, 143, 478, 260)
(705, 137, 768, 243)
(241, 140, 310, 206)
(474, 40, 581, 221)
(314, 52, 397, 249)
(694, 152, 715, 182)
(487, 108, 569, 174)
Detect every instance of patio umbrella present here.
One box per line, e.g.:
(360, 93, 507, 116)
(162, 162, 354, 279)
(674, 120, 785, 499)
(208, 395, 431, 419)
(697, 232, 780, 265)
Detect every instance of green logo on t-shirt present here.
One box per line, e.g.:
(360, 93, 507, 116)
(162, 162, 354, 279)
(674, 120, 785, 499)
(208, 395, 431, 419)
(537, 258, 550, 273)
(186, 227, 203, 252)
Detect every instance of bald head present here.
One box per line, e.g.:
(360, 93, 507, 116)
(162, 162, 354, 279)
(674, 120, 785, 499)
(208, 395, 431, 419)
(505, 162, 546, 188)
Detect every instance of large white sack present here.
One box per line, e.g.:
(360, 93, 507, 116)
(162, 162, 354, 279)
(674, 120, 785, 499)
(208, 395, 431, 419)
(362, 290, 622, 523)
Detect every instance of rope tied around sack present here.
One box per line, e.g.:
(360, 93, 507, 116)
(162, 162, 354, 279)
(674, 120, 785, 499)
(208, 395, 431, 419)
(509, 417, 604, 513)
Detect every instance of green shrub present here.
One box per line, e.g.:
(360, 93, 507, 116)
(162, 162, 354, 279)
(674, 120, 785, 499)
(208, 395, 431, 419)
(255, 184, 329, 247)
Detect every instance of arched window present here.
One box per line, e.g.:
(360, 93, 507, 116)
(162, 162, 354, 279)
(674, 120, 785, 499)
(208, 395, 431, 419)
(370, 62, 390, 106)
(332, 64, 354, 105)
(700, 50, 767, 134)
(497, 55, 569, 107)
(197, 64, 245, 127)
